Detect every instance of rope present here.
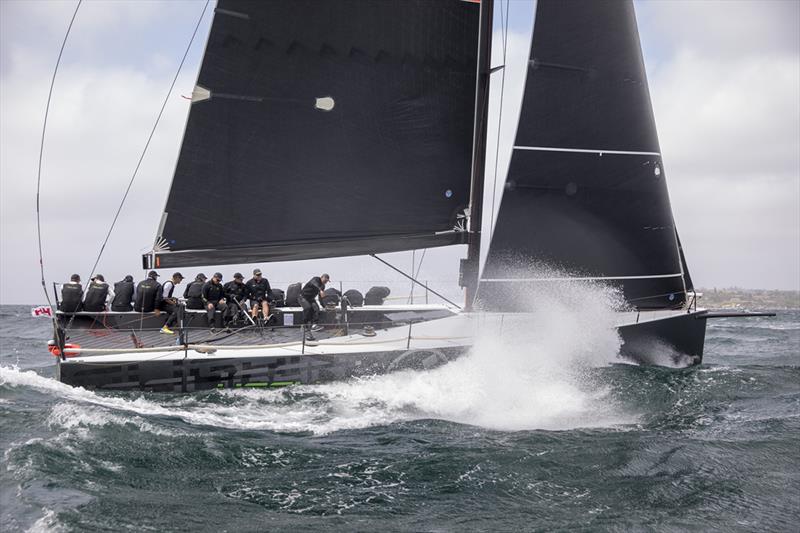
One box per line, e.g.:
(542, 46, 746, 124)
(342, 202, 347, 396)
(407, 249, 427, 304)
(370, 254, 461, 309)
(84, 0, 210, 281)
(35, 0, 82, 344)
(61, 0, 210, 336)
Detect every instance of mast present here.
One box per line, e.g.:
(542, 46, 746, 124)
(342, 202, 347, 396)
(462, 0, 494, 311)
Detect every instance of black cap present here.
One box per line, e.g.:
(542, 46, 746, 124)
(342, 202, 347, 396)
(173, 272, 184, 280)
(253, 268, 262, 275)
(94, 274, 105, 282)
(196, 273, 207, 281)
(70, 274, 80, 282)
(233, 272, 244, 279)
(124, 275, 133, 282)
(213, 272, 223, 279)
(148, 270, 160, 278)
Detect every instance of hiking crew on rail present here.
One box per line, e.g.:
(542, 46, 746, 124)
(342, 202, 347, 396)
(56, 269, 342, 335)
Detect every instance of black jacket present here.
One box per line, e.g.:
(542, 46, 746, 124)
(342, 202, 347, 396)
(301, 277, 326, 301)
(224, 281, 250, 302)
(111, 281, 134, 311)
(246, 278, 272, 301)
(83, 281, 109, 312)
(202, 281, 225, 303)
(134, 278, 162, 312)
(59, 282, 83, 313)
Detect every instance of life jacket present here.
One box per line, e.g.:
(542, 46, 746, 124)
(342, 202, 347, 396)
(59, 283, 83, 313)
(246, 278, 270, 300)
(111, 281, 134, 311)
(203, 281, 225, 302)
(321, 287, 341, 307)
(82, 281, 109, 312)
(285, 283, 301, 306)
(365, 286, 391, 305)
(162, 280, 175, 299)
(301, 277, 325, 300)
(270, 288, 286, 307)
(184, 281, 204, 309)
(224, 281, 248, 301)
(134, 279, 160, 312)
(343, 289, 364, 307)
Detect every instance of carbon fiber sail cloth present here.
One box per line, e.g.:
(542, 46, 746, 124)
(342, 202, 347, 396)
(478, 0, 690, 310)
(150, 0, 480, 267)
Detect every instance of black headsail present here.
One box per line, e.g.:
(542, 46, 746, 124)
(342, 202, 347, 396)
(477, 0, 688, 310)
(146, 0, 481, 269)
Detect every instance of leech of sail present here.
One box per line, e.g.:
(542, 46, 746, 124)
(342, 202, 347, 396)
(513, 146, 661, 156)
(480, 274, 683, 282)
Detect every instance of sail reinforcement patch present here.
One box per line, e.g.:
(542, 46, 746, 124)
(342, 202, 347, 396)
(314, 96, 335, 111)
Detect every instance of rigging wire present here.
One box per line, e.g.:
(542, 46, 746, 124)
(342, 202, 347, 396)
(488, 0, 510, 241)
(56, 0, 210, 338)
(84, 0, 210, 281)
(406, 248, 428, 304)
(35, 0, 82, 319)
(370, 254, 461, 309)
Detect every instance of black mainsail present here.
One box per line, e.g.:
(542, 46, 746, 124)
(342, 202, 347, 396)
(146, 0, 482, 268)
(477, 0, 688, 310)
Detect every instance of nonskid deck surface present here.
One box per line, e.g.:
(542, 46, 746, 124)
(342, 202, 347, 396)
(55, 304, 458, 354)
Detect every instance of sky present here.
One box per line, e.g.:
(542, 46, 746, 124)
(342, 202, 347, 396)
(0, 0, 798, 305)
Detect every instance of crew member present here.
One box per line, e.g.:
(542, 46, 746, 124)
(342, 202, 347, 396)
(183, 273, 206, 310)
(203, 272, 227, 329)
(224, 272, 251, 324)
(111, 275, 135, 311)
(134, 270, 162, 313)
(82, 274, 113, 312)
(299, 273, 329, 339)
(59, 274, 83, 313)
(246, 268, 273, 323)
(159, 272, 184, 334)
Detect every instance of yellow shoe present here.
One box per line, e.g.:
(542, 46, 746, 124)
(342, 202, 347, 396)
(160, 326, 175, 334)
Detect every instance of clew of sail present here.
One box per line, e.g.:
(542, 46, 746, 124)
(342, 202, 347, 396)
(478, 0, 689, 310)
(146, 0, 482, 269)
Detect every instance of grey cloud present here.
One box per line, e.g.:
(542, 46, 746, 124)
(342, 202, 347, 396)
(1, 1, 798, 304)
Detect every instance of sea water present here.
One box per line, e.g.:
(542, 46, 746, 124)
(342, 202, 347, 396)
(1, 293, 798, 531)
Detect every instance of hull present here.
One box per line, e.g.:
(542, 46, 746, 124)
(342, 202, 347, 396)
(55, 307, 708, 392)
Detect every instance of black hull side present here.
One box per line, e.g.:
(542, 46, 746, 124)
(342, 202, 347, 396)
(57, 311, 708, 392)
(58, 347, 467, 393)
(619, 311, 707, 366)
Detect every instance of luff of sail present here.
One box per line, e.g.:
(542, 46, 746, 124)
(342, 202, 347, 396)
(478, 0, 688, 310)
(146, 0, 481, 269)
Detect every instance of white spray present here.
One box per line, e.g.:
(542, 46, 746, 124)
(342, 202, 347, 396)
(1, 275, 636, 435)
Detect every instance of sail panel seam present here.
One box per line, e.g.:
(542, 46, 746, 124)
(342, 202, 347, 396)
(514, 145, 660, 156)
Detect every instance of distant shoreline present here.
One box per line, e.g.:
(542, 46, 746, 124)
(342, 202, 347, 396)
(695, 288, 800, 310)
(2, 288, 799, 310)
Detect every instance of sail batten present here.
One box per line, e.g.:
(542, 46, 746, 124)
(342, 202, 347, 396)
(149, 0, 482, 268)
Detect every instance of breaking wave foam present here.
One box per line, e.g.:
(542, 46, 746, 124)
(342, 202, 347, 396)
(1, 278, 633, 434)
